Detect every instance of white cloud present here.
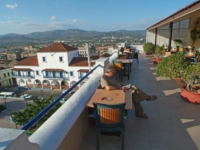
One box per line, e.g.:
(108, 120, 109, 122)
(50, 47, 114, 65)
(6, 3, 18, 10)
(0, 17, 160, 34)
(50, 16, 56, 21)
(0, 19, 85, 34)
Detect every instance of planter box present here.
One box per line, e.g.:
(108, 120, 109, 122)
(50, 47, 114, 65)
(180, 87, 200, 104)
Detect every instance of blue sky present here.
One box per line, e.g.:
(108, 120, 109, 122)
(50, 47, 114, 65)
(0, 0, 195, 35)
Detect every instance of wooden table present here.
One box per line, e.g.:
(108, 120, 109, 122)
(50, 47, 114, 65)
(87, 89, 132, 110)
(116, 59, 133, 72)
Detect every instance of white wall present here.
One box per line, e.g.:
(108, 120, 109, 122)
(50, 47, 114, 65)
(146, 30, 155, 44)
(29, 65, 104, 150)
(67, 51, 78, 65)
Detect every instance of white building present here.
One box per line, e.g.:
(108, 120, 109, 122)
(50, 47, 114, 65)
(0, 67, 15, 87)
(12, 42, 108, 91)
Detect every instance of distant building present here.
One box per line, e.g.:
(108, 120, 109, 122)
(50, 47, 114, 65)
(21, 46, 37, 58)
(7, 52, 21, 60)
(0, 67, 15, 88)
(78, 45, 96, 57)
(12, 42, 108, 90)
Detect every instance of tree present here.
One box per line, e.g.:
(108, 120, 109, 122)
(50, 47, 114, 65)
(11, 96, 62, 132)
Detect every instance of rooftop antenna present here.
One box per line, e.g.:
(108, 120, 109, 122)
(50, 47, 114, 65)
(86, 43, 91, 71)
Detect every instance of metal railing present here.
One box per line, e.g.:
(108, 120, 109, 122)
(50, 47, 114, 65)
(21, 64, 101, 130)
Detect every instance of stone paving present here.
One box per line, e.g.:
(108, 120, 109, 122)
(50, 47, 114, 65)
(79, 54, 200, 150)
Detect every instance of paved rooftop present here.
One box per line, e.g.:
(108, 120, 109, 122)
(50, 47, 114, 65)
(79, 54, 200, 150)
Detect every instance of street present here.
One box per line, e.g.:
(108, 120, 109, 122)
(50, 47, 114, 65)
(0, 89, 75, 129)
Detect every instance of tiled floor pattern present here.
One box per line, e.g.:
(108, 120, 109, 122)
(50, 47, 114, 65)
(79, 54, 200, 150)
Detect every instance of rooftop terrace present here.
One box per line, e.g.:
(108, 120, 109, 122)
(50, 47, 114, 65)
(79, 54, 200, 150)
(1, 52, 200, 150)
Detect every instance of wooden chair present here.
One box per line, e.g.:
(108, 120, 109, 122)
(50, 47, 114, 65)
(190, 52, 200, 64)
(113, 61, 129, 81)
(93, 102, 126, 150)
(130, 49, 139, 63)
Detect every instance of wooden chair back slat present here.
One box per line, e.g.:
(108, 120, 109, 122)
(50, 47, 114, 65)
(99, 108, 120, 124)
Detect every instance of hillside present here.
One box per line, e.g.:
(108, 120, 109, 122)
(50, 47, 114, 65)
(0, 29, 146, 45)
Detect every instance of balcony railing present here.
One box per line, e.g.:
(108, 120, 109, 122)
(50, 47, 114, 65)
(12, 74, 35, 78)
(43, 75, 68, 79)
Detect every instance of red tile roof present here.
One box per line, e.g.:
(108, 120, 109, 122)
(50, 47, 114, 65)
(90, 56, 100, 60)
(37, 42, 77, 53)
(12, 68, 32, 71)
(69, 57, 96, 66)
(99, 53, 110, 57)
(77, 69, 89, 72)
(42, 68, 64, 72)
(15, 56, 39, 66)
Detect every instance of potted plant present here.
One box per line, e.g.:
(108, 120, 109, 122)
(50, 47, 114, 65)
(173, 39, 183, 52)
(143, 42, 155, 55)
(180, 64, 200, 104)
(156, 53, 189, 79)
(190, 29, 198, 48)
(152, 45, 164, 64)
(156, 53, 200, 104)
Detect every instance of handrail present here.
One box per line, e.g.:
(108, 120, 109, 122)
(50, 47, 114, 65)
(21, 64, 101, 130)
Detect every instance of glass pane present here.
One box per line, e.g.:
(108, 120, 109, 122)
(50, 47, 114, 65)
(179, 29, 188, 36)
(159, 29, 169, 37)
(173, 22, 179, 29)
(180, 19, 189, 28)
(172, 29, 179, 37)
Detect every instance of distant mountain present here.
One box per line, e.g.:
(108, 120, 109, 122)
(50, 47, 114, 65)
(0, 35, 36, 43)
(0, 29, 146, 45)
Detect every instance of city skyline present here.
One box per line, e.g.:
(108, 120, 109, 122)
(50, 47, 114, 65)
(0, 0, 195, 35)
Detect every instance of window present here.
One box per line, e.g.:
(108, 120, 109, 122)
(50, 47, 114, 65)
(59, 56, 63, 62)
(70, 71, 74, 76)
(42, 57, 46, 62)
(36, 71, 39, 75)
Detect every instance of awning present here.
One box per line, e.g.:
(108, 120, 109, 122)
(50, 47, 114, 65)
(77, 69, 89, 72)
(42, 69, 64, 72)
(12, 68, 32, 71)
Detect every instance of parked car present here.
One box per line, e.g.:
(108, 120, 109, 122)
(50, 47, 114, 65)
(20, 94, 32, 99)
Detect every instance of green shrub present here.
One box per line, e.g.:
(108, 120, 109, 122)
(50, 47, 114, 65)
(156, 53, 189, 78)
(143, 42, 155, 53)
(0, 105, 6, 113)
(181, 64, 200, 90)
(155, 45, 164, 55)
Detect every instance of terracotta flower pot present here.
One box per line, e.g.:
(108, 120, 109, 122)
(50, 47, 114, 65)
(146, 52, 152, 55)
(152, 58, 161, 64)
(180, 87, 200, 104)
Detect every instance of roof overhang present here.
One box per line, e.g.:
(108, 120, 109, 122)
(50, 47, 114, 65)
(42, 69, 64, 72)
(77, 69, 89, 72)
(147, 1, 200, 30)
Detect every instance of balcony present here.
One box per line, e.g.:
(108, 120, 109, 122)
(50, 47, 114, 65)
(43, 75, 68, 80)
(12, 74, 35, 78)
(2, 50, 200, 150)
